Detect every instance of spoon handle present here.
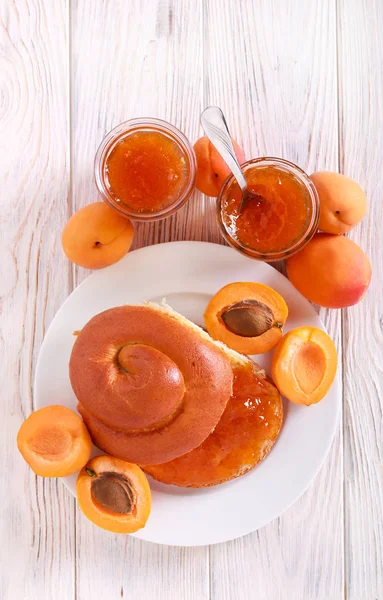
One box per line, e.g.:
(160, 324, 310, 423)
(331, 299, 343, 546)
(200, 106, 247, 193)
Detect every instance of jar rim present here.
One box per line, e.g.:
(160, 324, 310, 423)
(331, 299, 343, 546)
(94, 118, 196, 222)
(216, 157, 320, 262)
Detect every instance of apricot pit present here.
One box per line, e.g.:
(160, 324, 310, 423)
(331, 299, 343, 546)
(221, 299, 280, 338)
(89, 471, 134, 514)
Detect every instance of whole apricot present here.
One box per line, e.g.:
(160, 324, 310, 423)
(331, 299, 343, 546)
(310, 171, 367, 234)
(286, 233, 371, 308)
(194, 135, 245, 197)
(62, 202, 134, 269)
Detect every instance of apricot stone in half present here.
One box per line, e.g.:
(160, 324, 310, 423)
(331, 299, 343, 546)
(17, 405, 92, 477)
(76, 455, 151, 534)
(271, 326, 337, 405)
(204, 282, 288, 354)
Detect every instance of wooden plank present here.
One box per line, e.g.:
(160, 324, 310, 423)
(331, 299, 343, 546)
(0, 1, 75, 599)
(337, 1, 383, 597)
(206, 1, 344, 598)
(71, 1, 209, 598)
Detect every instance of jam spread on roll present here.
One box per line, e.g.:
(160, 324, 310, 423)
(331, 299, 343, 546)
(144, 361, 283, 487)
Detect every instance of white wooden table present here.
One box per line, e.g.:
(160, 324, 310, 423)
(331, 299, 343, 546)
(1, 1, 382, 598)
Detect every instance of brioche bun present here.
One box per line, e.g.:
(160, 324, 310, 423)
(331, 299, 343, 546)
(70, 304, 233, 465)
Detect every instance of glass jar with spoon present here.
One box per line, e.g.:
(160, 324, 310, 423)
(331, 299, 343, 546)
(201, 107, 320, 261)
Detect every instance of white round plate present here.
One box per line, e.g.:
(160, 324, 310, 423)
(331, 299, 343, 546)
(35, 241, 340, 546)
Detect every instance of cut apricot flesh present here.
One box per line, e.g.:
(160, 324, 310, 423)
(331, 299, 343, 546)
(204, 282, 288, 354)
(271, 326, 337, 405)
(77, 455, 151, 534)
(17, 405, 92, 477)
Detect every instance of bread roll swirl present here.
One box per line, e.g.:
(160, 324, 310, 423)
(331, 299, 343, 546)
(70, 305, 233, 465)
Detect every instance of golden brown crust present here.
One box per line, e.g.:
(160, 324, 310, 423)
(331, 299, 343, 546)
(70, 305, 233, 465)
(178, 439, 275, 488)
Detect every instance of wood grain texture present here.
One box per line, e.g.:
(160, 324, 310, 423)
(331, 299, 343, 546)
(206, 1, 344, 599)
(0, 1, 75, 599)
(2, 0, 383, 598)
(337, 1, 383, 598)
(71, 0, 217, 261)
(71, 2, 209, 598)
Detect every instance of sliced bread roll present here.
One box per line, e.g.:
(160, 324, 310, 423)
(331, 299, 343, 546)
(70, 302, 283, 484)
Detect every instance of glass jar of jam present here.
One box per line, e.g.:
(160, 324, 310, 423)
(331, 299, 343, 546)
(217, 157, 320, 261)
(95, 118, 196, 221)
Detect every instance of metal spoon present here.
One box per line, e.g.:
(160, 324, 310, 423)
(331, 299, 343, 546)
(200, 106, 263, 212)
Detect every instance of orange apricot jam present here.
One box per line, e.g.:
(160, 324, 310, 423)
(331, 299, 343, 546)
(95, 119, 196, 221)
(218, 158, 319, 261)
(106, 131, 188, 213)
(144, 363, 283, 488)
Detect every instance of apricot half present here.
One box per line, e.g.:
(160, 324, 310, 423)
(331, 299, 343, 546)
(286, 233, 371, 308)
(310, 171, 367, 234)
(194, 135, 245, 197)
(62, 202, 134, 269)
(271, 326, 337, 405)
(204, 282, 288, 354)
(77, 456, 151, 534)
(17, 405, 92, 477)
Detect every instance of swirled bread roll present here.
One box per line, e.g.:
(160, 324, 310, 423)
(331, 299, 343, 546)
(70, 304, 234, 465)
